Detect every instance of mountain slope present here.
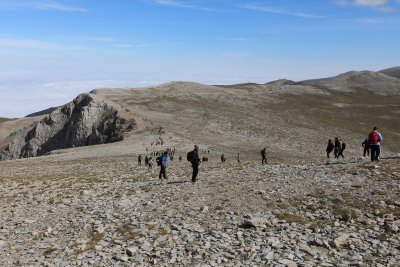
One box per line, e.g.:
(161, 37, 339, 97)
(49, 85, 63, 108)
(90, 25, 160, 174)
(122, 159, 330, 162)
(301, 70, 400, 95)
(1, 69, 399, 162)
(379, 66, 400, 79)
(93, 76, 400, 162)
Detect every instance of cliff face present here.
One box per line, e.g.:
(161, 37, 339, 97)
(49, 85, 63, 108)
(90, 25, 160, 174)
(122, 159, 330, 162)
(0, 93, 135, 160)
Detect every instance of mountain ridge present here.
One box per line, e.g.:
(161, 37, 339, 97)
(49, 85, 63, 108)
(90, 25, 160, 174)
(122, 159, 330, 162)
(0, 68, 399, 162)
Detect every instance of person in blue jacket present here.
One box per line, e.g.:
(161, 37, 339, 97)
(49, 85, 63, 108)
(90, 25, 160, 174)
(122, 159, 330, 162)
(159, 151, 168, 180)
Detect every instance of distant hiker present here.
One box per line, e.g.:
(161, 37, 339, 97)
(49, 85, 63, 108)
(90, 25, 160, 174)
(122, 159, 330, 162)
(187, 145, 200, 183)
(362, 138, 370, 157)
(221, 154, 226, 163)
(179, 155, 182, 162)
(237, 153, 240, 163)
(158, 152, 168, 180)
(326, 140, 334, 158)
(261, 148, 267, 164)
(148, 157, 153, 171)
(144, 155, 149, 166)
(138, 154, 142, 166)
(334, 137, 341, 159)
(338, 139, 346, 158)
(368, 127, 383, 162)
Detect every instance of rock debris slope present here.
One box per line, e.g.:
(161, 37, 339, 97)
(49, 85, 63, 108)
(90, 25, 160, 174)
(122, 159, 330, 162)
(0, 151, 399, 266)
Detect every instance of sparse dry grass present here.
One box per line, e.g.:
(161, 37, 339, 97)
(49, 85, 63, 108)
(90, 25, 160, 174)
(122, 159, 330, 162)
(276, 213, 307, 224)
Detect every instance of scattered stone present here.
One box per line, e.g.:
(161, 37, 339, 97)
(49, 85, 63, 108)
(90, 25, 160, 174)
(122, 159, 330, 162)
(332, 234, 349, 248)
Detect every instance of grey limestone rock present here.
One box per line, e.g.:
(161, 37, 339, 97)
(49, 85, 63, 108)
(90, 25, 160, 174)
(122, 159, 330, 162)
(0, 93, 135, 160)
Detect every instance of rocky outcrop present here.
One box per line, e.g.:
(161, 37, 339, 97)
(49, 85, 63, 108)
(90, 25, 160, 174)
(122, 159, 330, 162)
(0, 93, 135, 160)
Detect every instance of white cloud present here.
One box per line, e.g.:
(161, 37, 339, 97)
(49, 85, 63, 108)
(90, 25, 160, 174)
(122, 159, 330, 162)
(354, 0, 388, 6)
(116, 44, 133, 48)
(150, 0, 214, 11)
(240, 4, 326, 19)
(335, 0, 396, 11)
(0, 1, 88, 12)
(33, 1, 88, 12)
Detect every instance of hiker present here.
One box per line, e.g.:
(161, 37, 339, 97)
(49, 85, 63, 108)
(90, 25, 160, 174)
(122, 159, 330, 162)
(338, 139, 346, 158)
(368, 127, 383, 162)
(221, 154, 226, 163)
(237, 153, 240, 163)
(138, 154, 142, 166)
(362, 138, 370, 157)
(326, 140, 334, 158)
(334, 137, 341, 159)
(158, 152, 168, 180)
(187, 145, 200, 183)
(261, 148, 267, 164)
(144, 155, 149, 166)
(179, 155, 182, 162)
(148, 157, 153, 171)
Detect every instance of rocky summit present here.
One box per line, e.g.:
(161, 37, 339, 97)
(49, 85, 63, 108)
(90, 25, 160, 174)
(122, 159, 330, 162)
(0, 68, 399, 266)
(0, 94, 135, 161)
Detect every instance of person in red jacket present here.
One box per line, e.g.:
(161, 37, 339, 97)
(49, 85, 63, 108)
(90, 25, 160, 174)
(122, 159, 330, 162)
(368, 127, 383, 162)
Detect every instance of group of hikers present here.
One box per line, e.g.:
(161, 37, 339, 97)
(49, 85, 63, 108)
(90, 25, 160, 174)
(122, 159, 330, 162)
(137, 126, 383, 184)
(326, 138, 346, 159)
(154, 145, 201, 183)
(137, 145, 269, 183)
(326, 127, 383, 162)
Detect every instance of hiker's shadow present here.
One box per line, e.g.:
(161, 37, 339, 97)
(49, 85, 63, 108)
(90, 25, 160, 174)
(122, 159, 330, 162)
(166, 180, 191, 185)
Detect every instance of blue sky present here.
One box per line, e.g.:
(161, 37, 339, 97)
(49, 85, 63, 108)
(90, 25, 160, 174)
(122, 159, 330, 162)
(0, 0, 399, 117)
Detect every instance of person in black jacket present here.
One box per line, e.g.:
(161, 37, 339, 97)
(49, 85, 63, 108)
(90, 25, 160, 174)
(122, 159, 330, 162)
(190, 145, 201, 183)
(334, 137, 340, 159)
(261, 148, 267, 164)
(326, 140, 334, 158)
(362, 138, 369, 157)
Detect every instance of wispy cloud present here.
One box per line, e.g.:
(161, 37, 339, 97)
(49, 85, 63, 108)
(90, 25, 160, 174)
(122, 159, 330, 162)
(51, 36, 116, 42)
(150, 0, 214, 11)
(116, 44, 133, 48)
(0, 38, 82, 50)
(335, 0, 396, 12)
(336, 0, 387, 6)
(240, 3, 326, 19)
(0, 1, 88, 12)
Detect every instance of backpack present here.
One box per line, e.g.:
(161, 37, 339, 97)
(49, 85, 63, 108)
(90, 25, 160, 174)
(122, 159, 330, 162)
(368, 131, 379, 145)
(341, 142, 346, 150)
(156, 156, 162, 166)
(187, 151, 194, 162)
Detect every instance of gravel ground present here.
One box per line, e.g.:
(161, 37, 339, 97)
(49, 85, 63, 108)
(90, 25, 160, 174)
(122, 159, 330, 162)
(1, 146, 399, 267)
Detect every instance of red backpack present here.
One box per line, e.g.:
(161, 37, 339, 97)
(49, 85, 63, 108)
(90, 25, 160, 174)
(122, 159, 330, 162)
(368, 131, 379, 145)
